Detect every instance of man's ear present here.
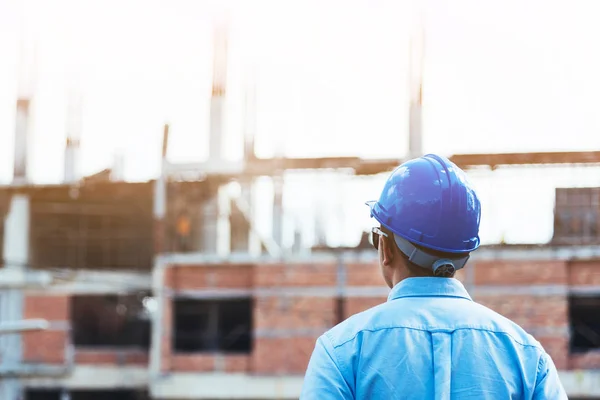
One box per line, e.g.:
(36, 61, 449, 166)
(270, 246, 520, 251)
(380, 234, 395, 266)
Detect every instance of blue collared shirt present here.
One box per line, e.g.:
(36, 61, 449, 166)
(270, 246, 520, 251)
(300, 277, 567, 399)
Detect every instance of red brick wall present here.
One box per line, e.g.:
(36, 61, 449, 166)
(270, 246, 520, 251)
(171, 354, 215, 371)
(23, 293, 151, 367)
(165, 263, 339, 374)
(160, 258, 600, 374)
(569, 260, 600, 286)
(473, 260, 571, 370)
(254, 263, 337, 287)
(476, 295, 568, 330)
(570, 351, 600, 370)
(344, 297, 385, 318)
(255, 296, 335, 330)
(18, 258, 600, 375)
(345, 262, 380, 286)
(23, 330, 68, 364)
(171, 354, 250, 372)
(539, 336, 569, 370)
(167, 265, 253, 290)
(24, 295, 70, 321)
(473, 260, 568, 285)
(75, 349, 148, 365)
(23, 295, 69, 364)
(252, 337, 318, 374)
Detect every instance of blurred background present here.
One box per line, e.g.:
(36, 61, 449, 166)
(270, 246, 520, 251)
(0, 0, 599, 399)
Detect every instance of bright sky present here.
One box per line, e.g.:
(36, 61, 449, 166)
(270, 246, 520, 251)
(1, 0, 600, 247)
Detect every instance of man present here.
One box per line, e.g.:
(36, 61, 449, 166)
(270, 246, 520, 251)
(300, 154, 566, 399)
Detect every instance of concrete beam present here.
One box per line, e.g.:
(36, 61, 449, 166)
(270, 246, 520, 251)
(0, 365, 70, 378)
(560, 370, 600, 398)
(25, 270, 151, 295)
(22, 366, 148, 389)
(157, 244, 600, 265)
(0, 269, 52, 289)
(151, 373, 303, 400)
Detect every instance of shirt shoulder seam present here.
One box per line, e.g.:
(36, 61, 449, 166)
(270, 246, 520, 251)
(332, 326, 544, 350)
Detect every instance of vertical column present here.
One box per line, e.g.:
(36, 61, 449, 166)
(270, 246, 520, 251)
(291, 224, 302, 254)
(64, 91, 82, 184)
(208, 23, 228, 166)
(408, 14, 425, 160)
(217, 184, 231, 257)
(153, 124, 169, 254)
(201, 184, 219, 255)
(0, 23, 36, 400)
(243, 77, 256, 164)
(13, 99, 30, 185)
(272, 176, 284, 250)
(240, 77, 259, 255)
(0, 196, 29, 399)
(205, 23, 229, 254)
(60, 388, 71, 400)
(110, 152, 125, 181)
(230, 181, 251, 254)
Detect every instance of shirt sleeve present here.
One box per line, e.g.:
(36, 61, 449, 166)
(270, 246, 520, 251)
(533, 351, 568, 400)
(300, 334, 354, 399)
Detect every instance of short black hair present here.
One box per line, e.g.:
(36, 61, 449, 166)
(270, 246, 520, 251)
(380, 226, 470, 278)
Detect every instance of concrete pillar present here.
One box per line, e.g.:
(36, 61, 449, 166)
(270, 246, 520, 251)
(243, 181, 262, 256)
(201, 194, 219, 255)
(13, 99, 30, 185)
(1, 31, 36, 400)
(217, 184, 231, 257)
(153, 124, 169, 254)
(230, 181, 251, 254)
(64, 92, 82, 183)
(291, 226, 302, 254)
(408, 19, 425, 159)
(243, 77, 256, 164)
(203, 23, 230, 254)
(110, 152, 125, 181)
(0, 195, 29, 399)
(272, 176, 284, 249)
(238, 74, 258, 255)
(60, 388, 71, 400)
(209, 97, 225, 165)
(208, 23, 228, 166)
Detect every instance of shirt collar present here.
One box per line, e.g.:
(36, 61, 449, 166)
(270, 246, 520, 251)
(387, 277, 473, 302)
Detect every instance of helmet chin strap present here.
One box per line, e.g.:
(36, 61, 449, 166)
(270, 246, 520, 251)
(392, 233, 470, 274)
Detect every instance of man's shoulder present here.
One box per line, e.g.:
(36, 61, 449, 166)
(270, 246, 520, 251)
(322, 296, 545, 352)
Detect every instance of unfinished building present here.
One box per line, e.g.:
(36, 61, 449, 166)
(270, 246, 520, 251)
(3, 169, 600, 399)
(2, 20, 600, 400)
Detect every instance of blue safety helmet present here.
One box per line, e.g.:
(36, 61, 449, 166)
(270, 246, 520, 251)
(366, 154, 481, 273)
